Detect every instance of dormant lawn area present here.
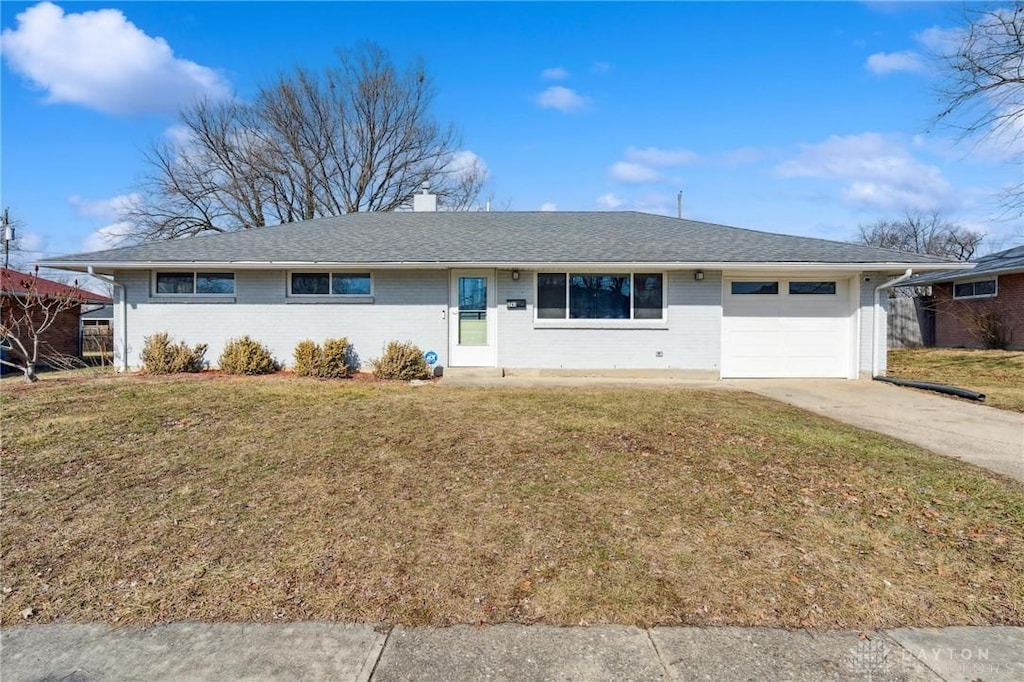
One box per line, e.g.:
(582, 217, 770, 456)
(887, 348, 1024, 413)
(2, 374, 1022, 629)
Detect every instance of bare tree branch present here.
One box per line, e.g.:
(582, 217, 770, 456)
(128, 43, 486, 241)
(932, 2, 1024, 217)
(856, 210, 983, 260)
(1, 267, 89, 382)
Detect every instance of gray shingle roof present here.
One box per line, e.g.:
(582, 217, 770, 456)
(898, 245, 1024, 286)
(42, 211, 959, 267)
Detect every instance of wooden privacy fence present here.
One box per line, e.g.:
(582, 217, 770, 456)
(888, 290, 935, 348)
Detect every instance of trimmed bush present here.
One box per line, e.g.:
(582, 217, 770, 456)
(319, 337, 351, 378)
(292, 337, 351, 378)
(372, 341, 430, 381)
(140, 332, 207, 374)
(218, 336, 277, 375)
(292, 339, 321, 377)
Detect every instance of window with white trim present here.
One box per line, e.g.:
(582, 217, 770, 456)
(953, 279, 996, 299)
(289, 272, 372, 296)
(537, 272, 664, 320)
(155, 272, 235, 295)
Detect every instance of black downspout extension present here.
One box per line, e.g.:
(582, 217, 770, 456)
(873, 376, 986, 402)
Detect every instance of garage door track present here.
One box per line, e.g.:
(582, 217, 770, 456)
(733, 379, 1024, 482)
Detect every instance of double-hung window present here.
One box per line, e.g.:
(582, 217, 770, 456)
(155, 272, 235, 295)
(290, 272, 372, 296)
(537, 272, 665, 320)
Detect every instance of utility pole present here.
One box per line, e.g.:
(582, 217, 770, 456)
(2, 207, 14, 269)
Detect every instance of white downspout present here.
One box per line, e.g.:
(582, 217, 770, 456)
(872, 268, 913, 377)
(88, 267, 128, 372)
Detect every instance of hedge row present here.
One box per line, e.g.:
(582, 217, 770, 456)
(140, 332, 431, 380)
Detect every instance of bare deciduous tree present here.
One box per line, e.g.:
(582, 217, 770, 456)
(128, 44, 486, 241)
(1, 267, 88, 382)
(857, 211, 983, 261)
(933, 2, 1024, 217)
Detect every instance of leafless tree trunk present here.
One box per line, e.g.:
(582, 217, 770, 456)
(933, 2, 1024, 218)
(1, 268, 87, 383)
(856, 211, 983, 260)
(127, 43, 485, 241)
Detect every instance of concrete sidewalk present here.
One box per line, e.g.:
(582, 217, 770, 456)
(2, 623, 1021, 681)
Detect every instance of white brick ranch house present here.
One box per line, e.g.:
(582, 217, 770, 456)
(40, 205, 968, 379)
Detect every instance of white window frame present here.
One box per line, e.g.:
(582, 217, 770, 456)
(952, 277, 997, 300)
(152, 271, 236, 297)
(287, 271, 374, 298)
(533, 271, 668, 325)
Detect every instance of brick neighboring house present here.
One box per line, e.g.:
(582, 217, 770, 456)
(1, 267, 112, 367)
(900, 246, 1024, 350)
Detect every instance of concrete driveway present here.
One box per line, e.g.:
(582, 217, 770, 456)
(732, 379, 1024, 483)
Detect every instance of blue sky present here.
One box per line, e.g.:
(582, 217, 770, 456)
(1, 1, 1021, 267)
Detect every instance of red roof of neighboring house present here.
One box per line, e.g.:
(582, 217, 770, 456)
(0, 267, 112, 304)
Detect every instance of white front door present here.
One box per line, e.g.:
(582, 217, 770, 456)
(449, 269, 497, 367)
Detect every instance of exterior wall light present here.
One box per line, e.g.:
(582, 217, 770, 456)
(694, 270, 705, 281)
(512, 270, 520, 281)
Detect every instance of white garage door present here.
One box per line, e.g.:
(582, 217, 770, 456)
(721, 278, 853, 378)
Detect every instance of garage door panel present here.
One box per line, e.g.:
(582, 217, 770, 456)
(722, 279, 852, 379)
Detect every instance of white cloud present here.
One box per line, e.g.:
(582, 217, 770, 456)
(540, 202, 557, 211)
(535, 86, 588, 113)
(915, 26, 962, 54)
(68, 192, 141, 220)
(0, 1, 231, 115)
(865, 50, 924, 74)
(592, 62, 611, 73)
(625, 146, 698, 167)
(540, 67, 568, 80)
(609, 161, 661, 183)
(596, 193, 623, 210)
(446, 150, 490, 182)
(82, 221, 134, 252)
(776, 132, 954, 212)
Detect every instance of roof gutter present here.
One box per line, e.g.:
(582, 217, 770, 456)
(40, 260, 974, 273)
(88, 266, 128, 373)
(872, 269, 913, 378)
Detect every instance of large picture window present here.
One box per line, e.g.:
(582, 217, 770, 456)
(155, 272, 234, 295)
(537, 272, 664, 320)
(290, 272, 372, 296)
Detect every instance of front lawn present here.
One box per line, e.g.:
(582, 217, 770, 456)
(2, 375, 1022, 629)
(888, 348, 1024, 413)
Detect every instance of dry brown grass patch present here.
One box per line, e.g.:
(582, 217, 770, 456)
(888, 348, 1024, 412)
(2, 376, 1022, 629)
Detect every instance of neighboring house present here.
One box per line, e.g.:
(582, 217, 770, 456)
(897, 245, 1024, 350)
(1, 267, 113, 366)
(39, 199, 969, 379)
(80, 303, 114, 363)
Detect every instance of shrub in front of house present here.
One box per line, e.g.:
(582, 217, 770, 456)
(372, 341, 430, 380)
(218, 336, 277, 375)
(292, 337, 351, 378)
(292, 340, 321, 377)
(140, 332, 207, 374)
(320, 337, 351, 378)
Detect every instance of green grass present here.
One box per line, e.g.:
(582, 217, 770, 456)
(2, 374, 1022, 629)
(888, 348, 1024, 412)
